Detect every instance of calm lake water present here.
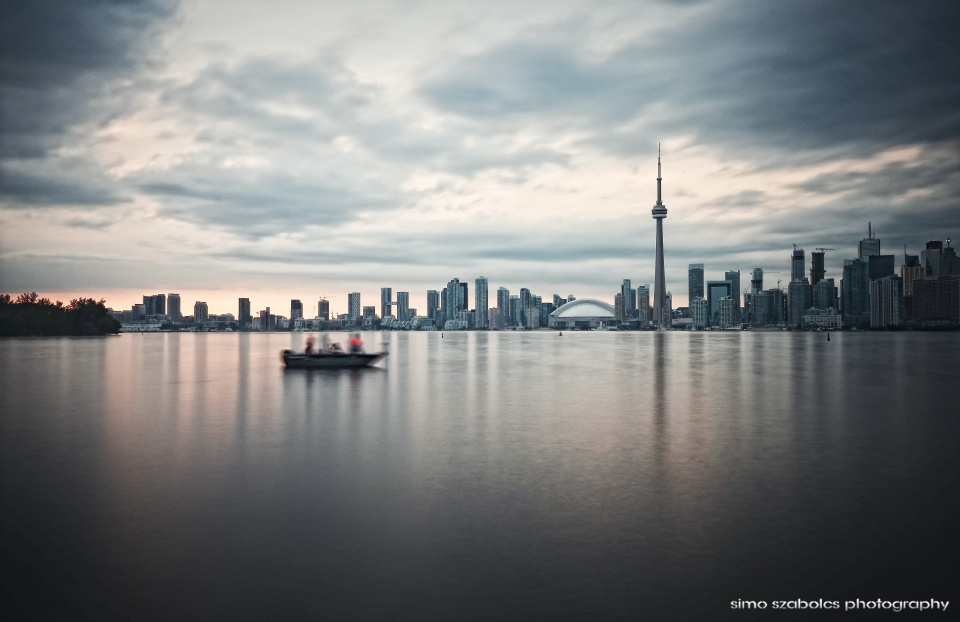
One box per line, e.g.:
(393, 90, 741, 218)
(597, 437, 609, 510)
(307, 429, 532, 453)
(2, 331, 958, 620)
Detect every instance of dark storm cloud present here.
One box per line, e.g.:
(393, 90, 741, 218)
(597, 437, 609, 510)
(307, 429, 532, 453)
(421, 0, 960, 159)
(0, 0, 177, 204)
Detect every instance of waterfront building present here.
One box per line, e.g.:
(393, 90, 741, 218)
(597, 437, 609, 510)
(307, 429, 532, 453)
(520, 288, 531, 315)
(380, 288, 393, 320)
(509, 296, 522, 328)
(690, 296, 709, 328)
(706, 280, 733, 326)
(621, 279, 637, 319)
(870, 275, 904, 328)
(475, 277, 489, 327)
(144, 294, 166, 317)
(688, 264, 704, 303)
(318, 299, 330, 321)
(194, 301, 208, 322)
(911, 275, 959, 322)
(637, 285, 650, 326)
(651, 147, 670, 327)
(812, 278, 837, 310)
(348, 292, 361, 320)
(718, 297, 738, 328)
(427, 290, 439, 324)
(445, 279, 463, 323)
(490, 307, 504, 330)
(498, 287, 510, 325)
(396, 292, 410, 321)
(238, 298, 252, 327)
(842, 258, 870, 325)
(548, 299, 616, 329)
(787, 279, 811, 327)
(362, 306, 377, 323)
(167, 294, 181, 322)
(802, 307, 842, 329)
(724, 269, 741, 322)
(291, 299, 303, 321)
(751, 289, 784, 326)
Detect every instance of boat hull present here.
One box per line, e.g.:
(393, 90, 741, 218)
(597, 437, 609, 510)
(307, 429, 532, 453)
(282, 349, 387, 369)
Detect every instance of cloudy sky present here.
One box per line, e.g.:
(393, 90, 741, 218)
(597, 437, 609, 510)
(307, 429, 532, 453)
(1, 0, 958, 316)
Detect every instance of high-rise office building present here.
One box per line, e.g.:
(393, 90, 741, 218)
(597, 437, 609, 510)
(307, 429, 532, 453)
(396, 292, 410, 321)
(509, 296, 522, 328)
(651, 147, 669, 327)
(621, 279, 637, 319)
(637, 285, 650, 325)
(318, 299, 330, 321)
(427, 290, 439, 324)
(194, 301, 208, 322)
(870, 275, 903, 328)
(380, 287, 392, 319)
(868, 255, 895, 280)
(842, 258, 870, 324)
(519, 288, 531, 315)
(445, 279, 462, 323)
(812, 278, 837, 310)
(810, 251, 826, 286)
(706, 280, 733, 326)
(348, 292, 361, 320)
(787, 279, 811, 326)
(475, 277, 488, 327)
(688, 264, 704, 303)
(921, 240, 943, 277)
(724, 269, 741, 322)
(690, 297, 709, 328)
(143, 294, 166, 316)
(859, 223, 881, 259)
(168, 293, 181, 321)
(459, 282, 469, 313)
(498, 287, 511, 324)
(791, 247, 805, 281)
(291, 299, 303, 320)
(239, 298, 251, 327)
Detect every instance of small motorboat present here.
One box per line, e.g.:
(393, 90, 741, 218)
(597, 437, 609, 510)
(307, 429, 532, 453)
(281, 349, 388, 369)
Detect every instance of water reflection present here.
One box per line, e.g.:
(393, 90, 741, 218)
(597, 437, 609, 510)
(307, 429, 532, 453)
(1, 332, 957, 620)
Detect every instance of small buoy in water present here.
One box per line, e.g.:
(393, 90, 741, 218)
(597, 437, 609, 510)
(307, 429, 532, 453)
(559, 331, 563, 336)
(827, 333, 831, 341)
(441, 333, 443, 338)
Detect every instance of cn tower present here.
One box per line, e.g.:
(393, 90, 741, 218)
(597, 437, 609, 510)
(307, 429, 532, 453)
(651, 145, 669, 328)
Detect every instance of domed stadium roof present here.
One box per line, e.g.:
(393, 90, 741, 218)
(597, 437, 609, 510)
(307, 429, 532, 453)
(549, 299, 616, 319)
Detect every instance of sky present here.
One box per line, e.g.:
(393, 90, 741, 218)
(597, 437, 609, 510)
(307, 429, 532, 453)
(1, 0, 958, 317)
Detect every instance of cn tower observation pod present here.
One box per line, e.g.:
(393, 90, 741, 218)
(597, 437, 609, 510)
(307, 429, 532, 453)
(548, 299, 616, 329)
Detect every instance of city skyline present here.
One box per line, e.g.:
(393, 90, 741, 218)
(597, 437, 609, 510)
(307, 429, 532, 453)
(2, 1, 958, 316)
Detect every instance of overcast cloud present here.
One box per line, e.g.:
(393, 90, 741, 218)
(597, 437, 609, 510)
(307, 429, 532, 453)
(1, 0, 958, 314)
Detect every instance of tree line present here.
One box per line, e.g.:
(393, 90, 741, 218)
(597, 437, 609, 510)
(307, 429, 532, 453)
(0, 293, 121, 337)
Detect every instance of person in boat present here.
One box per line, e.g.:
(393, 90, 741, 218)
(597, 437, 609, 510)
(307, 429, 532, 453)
(349, 333, 364, 353)
(304, 336, 316, 354)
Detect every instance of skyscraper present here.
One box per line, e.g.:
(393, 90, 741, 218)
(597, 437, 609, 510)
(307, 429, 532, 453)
(750, 268, 763, 294)
(519, 288, 531, 315)
(791, 247, 805, 281)
(475, 277, 489, 327)
(651, 146, 669, 327)
(859, 222, 881, 259)
(380, 287, 392, 319)
(621, 279, 636, 319)
(706, 280, 733, 326)
(498, 287, 510, 325)
(291, 299, 303, 320)
(445, 278, 462, 323)
(348, 292, 361, 320)
(194, 301, 208, 322)
(168, 293, 181, 321)
(318, 299, 330, 321)
(427, 290, 439, 324)
(724, 269, 741, 322)
(239, 298, 251, 327)
(396, 292, 410, 321)
(810, 251, 826, 286)
(688, 264, 704, 303)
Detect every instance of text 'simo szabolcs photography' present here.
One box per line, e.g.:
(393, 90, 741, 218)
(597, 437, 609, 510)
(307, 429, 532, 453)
(2, 1, 958, 620)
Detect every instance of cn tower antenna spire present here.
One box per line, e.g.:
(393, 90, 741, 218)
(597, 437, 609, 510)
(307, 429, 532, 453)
(651, 144, 669, 328)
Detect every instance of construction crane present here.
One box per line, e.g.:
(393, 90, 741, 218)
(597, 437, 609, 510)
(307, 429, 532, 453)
(815, 247, 834, 252)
